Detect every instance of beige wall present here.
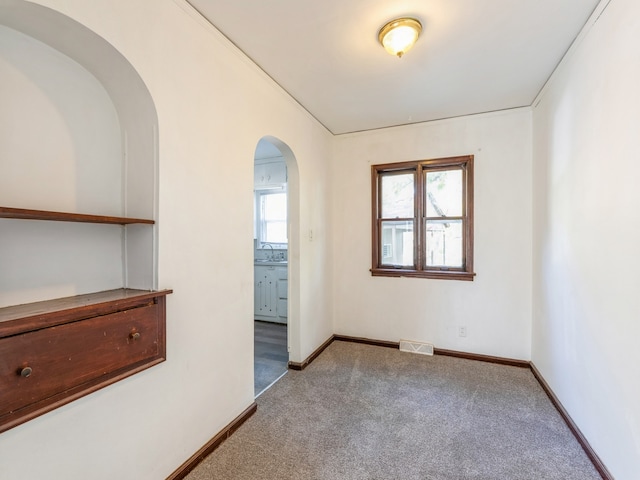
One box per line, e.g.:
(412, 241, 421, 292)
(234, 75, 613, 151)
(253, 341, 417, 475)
(531, 0, 640, 478)
(0, 1, 333, 479)
(331, 109, 533, 360)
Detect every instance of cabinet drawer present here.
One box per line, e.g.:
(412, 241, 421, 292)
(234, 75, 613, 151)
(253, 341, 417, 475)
(0, 304, 159, 418)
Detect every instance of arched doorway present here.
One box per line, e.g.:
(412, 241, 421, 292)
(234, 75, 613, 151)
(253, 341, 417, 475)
(252, 136, 299, 396)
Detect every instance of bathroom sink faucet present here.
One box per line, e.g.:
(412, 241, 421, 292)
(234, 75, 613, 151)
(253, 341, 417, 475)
(262, 243, 274, 261)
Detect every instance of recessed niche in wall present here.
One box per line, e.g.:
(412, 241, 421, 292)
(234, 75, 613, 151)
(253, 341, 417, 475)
(0, 0, 170, 434)
(0, 1, 159, 306)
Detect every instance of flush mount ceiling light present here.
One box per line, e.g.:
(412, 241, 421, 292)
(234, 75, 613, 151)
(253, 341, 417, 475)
(378, 17, 422, 58)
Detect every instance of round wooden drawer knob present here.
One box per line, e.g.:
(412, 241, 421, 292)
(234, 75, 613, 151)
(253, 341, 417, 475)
(20, 367, 33, 378)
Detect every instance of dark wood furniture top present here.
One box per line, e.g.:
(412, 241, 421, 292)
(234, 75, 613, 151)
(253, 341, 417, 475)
(0, 289, 171, 337)
(0, 206, 154, 225)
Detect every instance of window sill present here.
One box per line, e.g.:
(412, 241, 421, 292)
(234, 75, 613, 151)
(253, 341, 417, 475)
(371, 268, 476, 281)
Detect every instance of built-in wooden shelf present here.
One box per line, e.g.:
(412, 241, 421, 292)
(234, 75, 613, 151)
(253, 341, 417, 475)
(0, 206, 154, 225)
(0, 288, 172, 433)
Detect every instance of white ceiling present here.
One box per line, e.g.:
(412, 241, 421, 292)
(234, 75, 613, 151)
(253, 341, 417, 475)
(187, 0, 601, 135)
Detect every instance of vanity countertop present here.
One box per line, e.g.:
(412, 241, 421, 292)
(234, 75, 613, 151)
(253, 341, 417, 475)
(254, 260, 288, 266)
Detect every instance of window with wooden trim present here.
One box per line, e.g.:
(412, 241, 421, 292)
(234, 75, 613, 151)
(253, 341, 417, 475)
(371, 155, 475, 280)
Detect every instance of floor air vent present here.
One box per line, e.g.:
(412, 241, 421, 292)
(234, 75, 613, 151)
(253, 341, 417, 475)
(399, 340, 434, 356)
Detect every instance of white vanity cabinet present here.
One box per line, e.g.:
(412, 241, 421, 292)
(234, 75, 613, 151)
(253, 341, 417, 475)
(255, 265, 277, 320)
(254, 264, 287, 323)
(275, 266, 288, 321)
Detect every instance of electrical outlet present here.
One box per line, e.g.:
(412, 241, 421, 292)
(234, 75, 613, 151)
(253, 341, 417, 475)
(458, 326, 467, 337)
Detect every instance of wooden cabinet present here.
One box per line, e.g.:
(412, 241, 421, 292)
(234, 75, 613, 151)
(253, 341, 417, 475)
(0, 289, 171, 433)
(0, 207, 171, 433)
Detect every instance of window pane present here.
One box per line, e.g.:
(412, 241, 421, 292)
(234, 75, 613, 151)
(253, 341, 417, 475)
(263, 193, 287, 221)
(381, 220, 414, 266)
(425, 220, 463, 267)
(265, 221, 287, 243)
(426, 169, 462, 217)
(381, 173, 414, 218)
(260, 192, 287, 244)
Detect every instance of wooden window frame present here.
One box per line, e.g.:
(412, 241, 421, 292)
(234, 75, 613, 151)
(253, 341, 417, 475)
(371, 155, 475, 281)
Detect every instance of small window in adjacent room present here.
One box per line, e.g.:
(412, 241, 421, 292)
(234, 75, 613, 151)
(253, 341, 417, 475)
(257, 190, 287, 246)
(371, 155, 475, 280)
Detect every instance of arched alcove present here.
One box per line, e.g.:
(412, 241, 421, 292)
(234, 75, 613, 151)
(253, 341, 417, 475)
(0, 0, 171, 434)
(0, 0, 159, 306)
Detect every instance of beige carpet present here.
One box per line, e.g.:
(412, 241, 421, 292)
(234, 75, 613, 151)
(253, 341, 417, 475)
(186, 341, 600, 480)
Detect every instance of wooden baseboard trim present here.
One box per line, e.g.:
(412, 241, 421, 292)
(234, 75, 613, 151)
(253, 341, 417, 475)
(434, 347, 530, 368)
(333, 334, 400, 349)
(529, 363, 612, 480)
(289, 332, 399, 371)
(166, 402, 257, 480)
(288, 334, 334, 371)
(332, 336, 530, 369)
